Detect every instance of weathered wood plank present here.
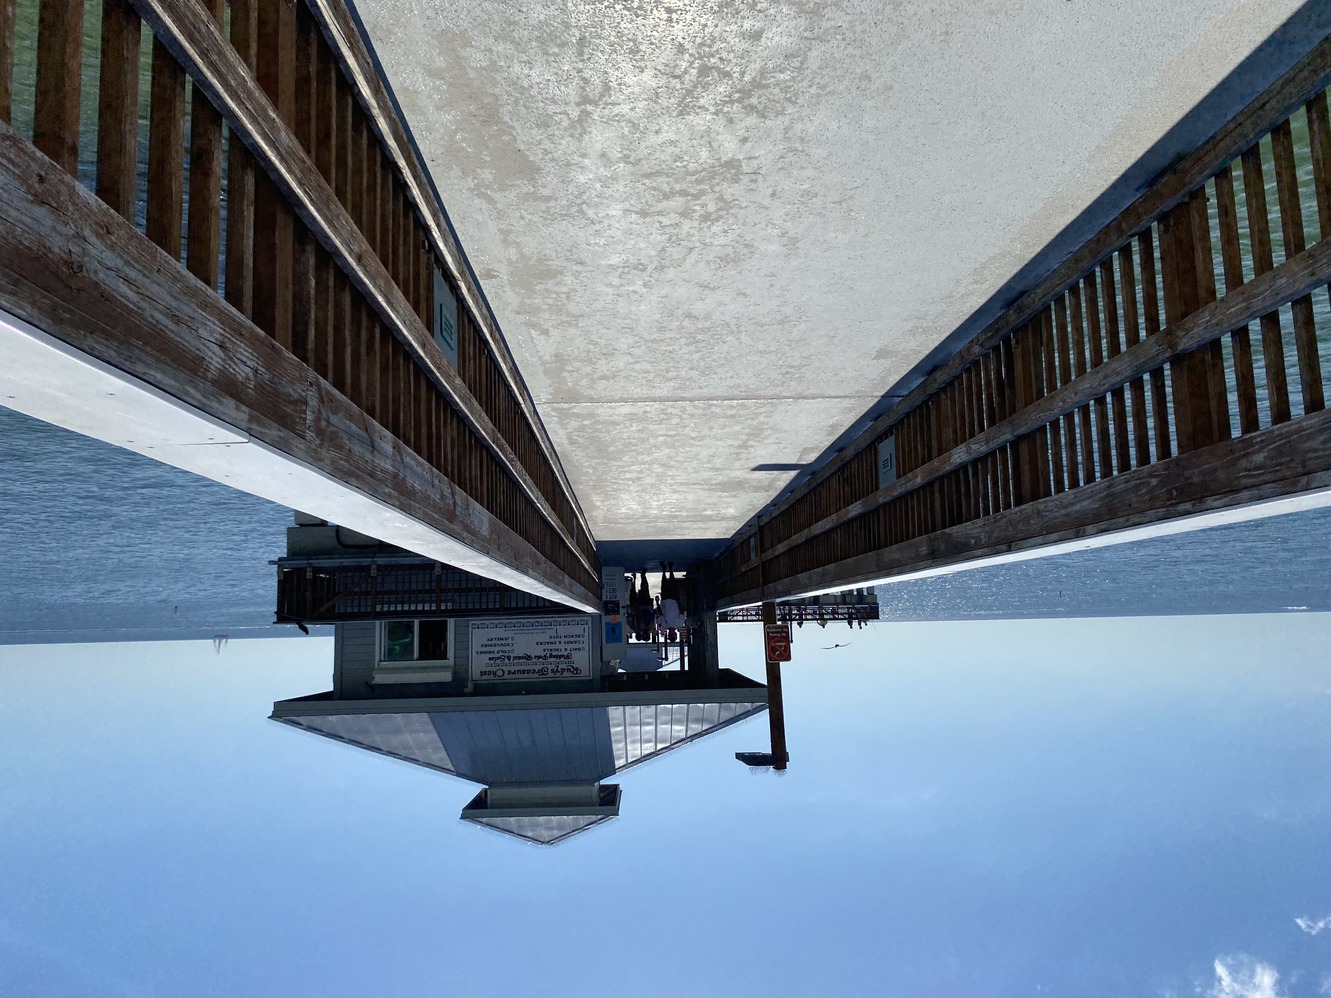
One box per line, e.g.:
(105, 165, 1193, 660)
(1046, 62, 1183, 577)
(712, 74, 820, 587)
(1009, 323, 1035, 504)
(350, 105, 367, 404)
(1213, 163, 1261, 435)
(290, 3, 316, 365)
(294, 2, 316, 152)
(146, 38, 186, 257)
(33, 0, 83, 174)
(223, 0, 256, 318)
(0, 121, 597, 607)
(186, 0, 225, 288)
(1242, 142, 1293, 425)
(1053, 294, 1081, 489)
(1099, 258, 1133, 471)
(1042, 308, 1065, 494)
(361, 299, 377, 423)
(1117, 245, 1152, 465)
(1308, 91, 1331, 242)
(0, 0, 13, 123)
(1068, 283, 1097, 480)
(1271, 117, 1325, 413)
(96, 0, 141, 219)
(1160, 198, 1217, 453)
(313, 28, 336, 184)
(1026, 317, 1052, 501)
(251, 0, 295, 348)
(1139, 228, 1172, 460)
(720, 406, 1331, 607)
(1188, 189, 1231, 443)
(292, 222, 314, 366)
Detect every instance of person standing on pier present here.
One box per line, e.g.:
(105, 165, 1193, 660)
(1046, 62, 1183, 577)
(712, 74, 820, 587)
(629, 572, 654, 642)
(659, 563, 687, 641)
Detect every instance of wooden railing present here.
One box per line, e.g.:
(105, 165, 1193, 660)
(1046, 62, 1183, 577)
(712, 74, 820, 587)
(276, 558, 567, 622)
(0, 0, 597, 597)
(713, 36, 1331, 606)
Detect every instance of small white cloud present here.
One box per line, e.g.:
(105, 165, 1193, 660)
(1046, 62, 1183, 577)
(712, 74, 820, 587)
(1297, 915, 1331, 936)
(1208, 955, 1287, 998)
(1319, 974, 1331, 997)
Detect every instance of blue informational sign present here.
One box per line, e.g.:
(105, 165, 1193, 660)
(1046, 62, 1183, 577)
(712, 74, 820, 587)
(600, 565, 628, 662)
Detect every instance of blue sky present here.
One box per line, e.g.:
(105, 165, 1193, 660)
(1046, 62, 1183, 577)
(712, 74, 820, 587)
(1, 613, 1329, 997)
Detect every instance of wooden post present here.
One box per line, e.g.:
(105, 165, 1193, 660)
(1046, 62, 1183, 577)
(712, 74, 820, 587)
(186, 0, 226, 288)
(1271, 119, 1325, 414)
(1241, 142, 1292, 426)
(1160, 198, 1221, 453)
(761, 600, 789, 771)
(252, 0, 295, 348)
(224, 0, 257, 318)
(96, 0, 141, 218)
(0, 0, 13, 124)
(1213, 163, 1261, 435)
(33, 0, 83, 174)
(146, 38, 186, 258)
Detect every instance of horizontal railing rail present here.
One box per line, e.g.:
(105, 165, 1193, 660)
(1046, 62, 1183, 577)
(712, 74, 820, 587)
(712, 33, 1331, 606)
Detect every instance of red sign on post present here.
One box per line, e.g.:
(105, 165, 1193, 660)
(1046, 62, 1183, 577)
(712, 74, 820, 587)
(765, 623, 792, 663)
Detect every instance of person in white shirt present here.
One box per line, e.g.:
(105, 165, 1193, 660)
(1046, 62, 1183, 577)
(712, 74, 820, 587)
(659, 563, 686, 639)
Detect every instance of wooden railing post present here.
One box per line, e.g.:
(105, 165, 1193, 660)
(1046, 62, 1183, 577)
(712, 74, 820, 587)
(186, 0, 226, 288)
(1160, 197, 1220, 453)
(0, 0, 13, 124)
(225, 0, 257, 318)
(33, 0, 83, 174)
(252, 0, 296, 349)
(96, 0, 141, 218)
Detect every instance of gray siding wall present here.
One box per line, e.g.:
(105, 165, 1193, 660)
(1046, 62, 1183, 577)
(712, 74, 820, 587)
(333, 622, 377, 698)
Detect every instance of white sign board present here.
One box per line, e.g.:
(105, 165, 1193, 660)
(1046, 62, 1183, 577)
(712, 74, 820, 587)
(877, 435, 898, 489)
(469, 616, 594, 682)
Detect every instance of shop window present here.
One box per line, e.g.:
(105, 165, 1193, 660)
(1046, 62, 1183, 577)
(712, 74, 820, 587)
(377, 619, 452, 668)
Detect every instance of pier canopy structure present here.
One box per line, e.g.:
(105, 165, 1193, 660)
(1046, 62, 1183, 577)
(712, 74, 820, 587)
(3, 0, 1331, 615)
(352, 0, 1329, 567)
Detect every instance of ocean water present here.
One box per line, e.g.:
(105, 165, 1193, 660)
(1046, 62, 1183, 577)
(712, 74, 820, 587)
(874, 507, 1331, 620)
(3, 405, 1329, 641)
(0, 407, 294, 642)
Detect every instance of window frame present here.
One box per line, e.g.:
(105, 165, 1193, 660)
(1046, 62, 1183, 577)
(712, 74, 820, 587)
(374, 618, 454, 682)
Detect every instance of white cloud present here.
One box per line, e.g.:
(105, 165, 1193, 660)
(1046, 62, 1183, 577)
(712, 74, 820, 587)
(1296, 915, 1331, 936)
(1208, 955, 1287, 998)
